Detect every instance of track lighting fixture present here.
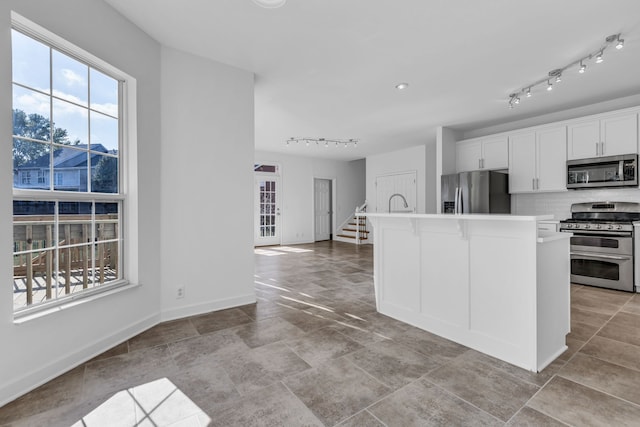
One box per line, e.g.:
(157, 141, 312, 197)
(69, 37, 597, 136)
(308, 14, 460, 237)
(285, 137, 359, 148)
(507, 33, 626, 108)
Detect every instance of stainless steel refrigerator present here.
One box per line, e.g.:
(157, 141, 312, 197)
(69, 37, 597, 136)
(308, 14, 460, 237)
(441, 171, 510, 214)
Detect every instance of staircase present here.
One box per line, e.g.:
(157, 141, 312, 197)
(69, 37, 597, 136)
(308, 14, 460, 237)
(335, 202, 369, 244)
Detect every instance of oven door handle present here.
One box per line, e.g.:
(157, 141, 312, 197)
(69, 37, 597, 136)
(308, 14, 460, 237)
(570, 251, 632, 261)
(569, 231, 633, 237)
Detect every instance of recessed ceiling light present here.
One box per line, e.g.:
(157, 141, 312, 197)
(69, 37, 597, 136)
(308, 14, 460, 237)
(252, 0, 287, 9)
(395, 82, 409, 90)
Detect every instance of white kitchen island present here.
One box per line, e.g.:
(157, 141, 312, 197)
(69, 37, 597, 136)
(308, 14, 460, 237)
(364, 213, 571, 372)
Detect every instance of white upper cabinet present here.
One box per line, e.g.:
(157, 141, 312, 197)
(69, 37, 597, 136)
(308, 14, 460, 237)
(456, 140, 482, 172)
(456, 135, 508, 172)
(536, 127, 567, 191)
(509, 126, 567, 193)
(567, 112, 638, 160)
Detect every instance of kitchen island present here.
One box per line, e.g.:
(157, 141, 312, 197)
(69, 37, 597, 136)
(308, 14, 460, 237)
(363, 213, 571, 372)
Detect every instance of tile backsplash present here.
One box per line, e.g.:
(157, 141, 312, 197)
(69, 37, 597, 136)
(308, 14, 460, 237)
(513, 188, 640, 219)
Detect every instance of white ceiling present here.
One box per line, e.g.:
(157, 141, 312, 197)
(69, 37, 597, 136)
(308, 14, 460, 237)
(105, 0, 640, 161)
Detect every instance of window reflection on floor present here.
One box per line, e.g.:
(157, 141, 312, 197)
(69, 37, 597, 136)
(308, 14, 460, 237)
(74, 378, 210, 426)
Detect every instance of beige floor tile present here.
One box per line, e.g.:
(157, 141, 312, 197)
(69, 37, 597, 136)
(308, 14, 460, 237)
(189, 307, 253, 334)
(0, 365, 85, 425)
(506, 406, 568, 426)
(597, 311, 640, 347)
(528, 376, 640, 426)
(346, 340, 441, 389)
(232, 316, 306, 348)
(559, 353, 640, 406)
(336, 410, 385, 427)
(286, 326, 363, 366)
(206, 382, 323, 427)
(220, 342, 311, 394)
(284, 357, 391, 426)
(369, 377, 502, 426)
(128, 318, 199, 352)
(168, 328, 251, 369)
(426, 350, 540, 422)
(580, 335, 640, 372)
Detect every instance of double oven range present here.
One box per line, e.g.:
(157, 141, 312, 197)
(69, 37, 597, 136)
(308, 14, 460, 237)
(559, 202, 640, 292)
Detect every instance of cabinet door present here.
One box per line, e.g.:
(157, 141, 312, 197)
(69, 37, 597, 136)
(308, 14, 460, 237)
(537, 126, 567, 192)
(567, 120, 599, 160)
(508, 132, 536, 193)
(482, 135, 509, 170)
(601, 113, 638, 156)
(456, 140, 482, 172)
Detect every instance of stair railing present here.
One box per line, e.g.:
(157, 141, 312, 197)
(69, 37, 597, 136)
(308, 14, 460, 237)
(355, 201, 367, 244)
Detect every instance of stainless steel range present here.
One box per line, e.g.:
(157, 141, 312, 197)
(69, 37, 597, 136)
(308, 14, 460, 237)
(559, 202, 640, 292)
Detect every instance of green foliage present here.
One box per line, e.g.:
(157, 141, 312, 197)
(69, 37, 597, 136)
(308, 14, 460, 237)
(12, 109, 70, 168)
(92, 156, 118, 193)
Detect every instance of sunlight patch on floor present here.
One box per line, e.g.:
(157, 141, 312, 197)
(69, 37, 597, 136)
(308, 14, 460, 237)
(280, 295, 334, 312)
(73, 378, 210, 426)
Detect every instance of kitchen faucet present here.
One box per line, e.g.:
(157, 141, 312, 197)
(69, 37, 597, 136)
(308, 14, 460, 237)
(388, 193, 408, 213)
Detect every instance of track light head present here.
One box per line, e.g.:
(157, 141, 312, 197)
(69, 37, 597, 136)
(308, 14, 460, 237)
(616, 37, 624, 50)
(579, 61, 586, 73)
(546, 80, 553, 91)
(595, 51, 604, 63)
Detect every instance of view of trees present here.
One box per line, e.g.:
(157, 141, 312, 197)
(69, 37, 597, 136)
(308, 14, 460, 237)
(13, 108, 118, 193)
(12, 108, 74, 168)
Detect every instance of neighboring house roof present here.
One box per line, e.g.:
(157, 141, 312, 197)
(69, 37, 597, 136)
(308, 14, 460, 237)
(19, 144, 109, 169)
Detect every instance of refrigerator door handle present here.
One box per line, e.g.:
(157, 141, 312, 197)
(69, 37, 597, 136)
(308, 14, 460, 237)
(456, 186, 463, 214)
(454, 187, 459, 213)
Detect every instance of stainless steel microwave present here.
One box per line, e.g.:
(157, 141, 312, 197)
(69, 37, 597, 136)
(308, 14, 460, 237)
(567, 154, 638, 189)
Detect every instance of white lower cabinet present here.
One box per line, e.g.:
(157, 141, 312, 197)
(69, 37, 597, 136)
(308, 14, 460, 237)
(509, 126, 567, 193)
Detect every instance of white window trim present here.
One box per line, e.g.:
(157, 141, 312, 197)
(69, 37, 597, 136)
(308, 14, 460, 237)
(11, 12, 139, 320)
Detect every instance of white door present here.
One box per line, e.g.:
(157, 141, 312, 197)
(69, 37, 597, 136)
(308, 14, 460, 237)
(314, 179, 331, 241)
(375, 172, 417, 213)
(255, 176, 281, 246)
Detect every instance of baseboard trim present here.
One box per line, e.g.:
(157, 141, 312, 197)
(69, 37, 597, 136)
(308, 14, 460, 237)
(160, 294, 257, 322)
(0, 312, 160, 407)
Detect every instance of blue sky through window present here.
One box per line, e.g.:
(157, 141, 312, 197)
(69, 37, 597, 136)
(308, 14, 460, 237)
(11, 29, 119, 152)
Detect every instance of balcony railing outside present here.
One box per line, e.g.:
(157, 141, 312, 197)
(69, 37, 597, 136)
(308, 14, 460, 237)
(13, 214, 119, 311)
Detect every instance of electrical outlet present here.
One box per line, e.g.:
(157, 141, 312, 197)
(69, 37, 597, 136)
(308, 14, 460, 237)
(176, 286, 185, 299)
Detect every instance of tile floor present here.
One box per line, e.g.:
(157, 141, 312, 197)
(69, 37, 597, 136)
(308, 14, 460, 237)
(2, 241, 640, 426)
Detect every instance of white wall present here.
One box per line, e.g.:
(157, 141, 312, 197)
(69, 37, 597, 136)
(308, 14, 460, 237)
(0, 0, 162, 405)
(254, 151, 366, 245)
(366, 145, 428, 215)
(0, 1, 258, 405)
(160, 47, 256, 320)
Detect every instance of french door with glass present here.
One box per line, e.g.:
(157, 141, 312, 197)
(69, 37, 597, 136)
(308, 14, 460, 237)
(254, 176, 281, 246)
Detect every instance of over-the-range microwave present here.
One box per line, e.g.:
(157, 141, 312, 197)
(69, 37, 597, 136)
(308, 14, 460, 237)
(567, 154, 638, 189)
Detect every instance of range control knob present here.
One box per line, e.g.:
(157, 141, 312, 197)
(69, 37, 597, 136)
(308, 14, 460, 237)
(616, 224, 623, 230)
(584, 224, 590, 229)
(595, 224, 602, 229)
(607, 224, 614, 230)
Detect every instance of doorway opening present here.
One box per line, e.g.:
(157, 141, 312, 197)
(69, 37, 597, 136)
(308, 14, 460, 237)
(314, 178, 333, 241)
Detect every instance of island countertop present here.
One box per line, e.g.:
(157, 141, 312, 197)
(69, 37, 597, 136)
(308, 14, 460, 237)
(362, 212, 554, 221)
(365, 213, 570, 372)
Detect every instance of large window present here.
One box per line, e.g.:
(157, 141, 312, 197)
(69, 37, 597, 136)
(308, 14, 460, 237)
(11, 21, 128, 314)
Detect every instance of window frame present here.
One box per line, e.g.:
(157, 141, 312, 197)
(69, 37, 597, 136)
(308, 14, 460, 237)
(11, 12, 139, 319)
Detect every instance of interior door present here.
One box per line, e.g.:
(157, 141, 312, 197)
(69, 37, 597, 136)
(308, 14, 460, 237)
(255, 176, 281, 246)
(375, 172, 417, 213)
(314, 179, 331, 241)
